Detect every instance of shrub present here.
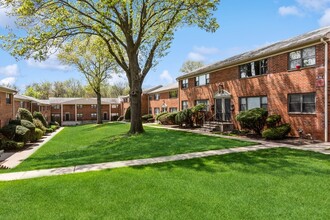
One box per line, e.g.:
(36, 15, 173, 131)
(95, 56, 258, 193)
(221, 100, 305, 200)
(236, 108, 268, 134)
(0, 140, 20, 151)
(111, 115, 119, 121)
(117, 116, 124, 121)
(49, 121, 60, 127)
(31, 128, 44, 142)
(262, 123, 292, 140)
(266, 114, 282, 128)
(124, 107, 131, 120)
(33, 111, 48, 127)
(142, 114, 153, 122)
(155, 112, 167, 121)
(17, 108, 33, 122)
(191, 104, 206, 113)
(45, 128, 54, 133)
(10, 119, 36, 142)
(50, 125, 58, 130)
(0, 124, 17, 140)
(33, 119, 47, 133)
(175, 109, 193, 127)
(158, 112, 177, 125)
(14, 125, 31, 143)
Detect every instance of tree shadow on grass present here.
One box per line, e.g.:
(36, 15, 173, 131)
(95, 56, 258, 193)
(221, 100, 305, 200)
(132, 148, 330, 177)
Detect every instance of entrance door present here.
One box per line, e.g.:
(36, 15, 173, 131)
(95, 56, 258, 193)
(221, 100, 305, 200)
(215, 98, 231, 121)
(103, 112, 108, 120)
(65, 113, 70, 121)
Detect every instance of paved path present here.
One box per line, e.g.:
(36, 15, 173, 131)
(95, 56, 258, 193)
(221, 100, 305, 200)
(0, 124, 329, 182)
(0, 127, 65, 169)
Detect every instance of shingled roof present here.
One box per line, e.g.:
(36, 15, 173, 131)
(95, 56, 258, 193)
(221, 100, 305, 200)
(177, 26, 330, 80)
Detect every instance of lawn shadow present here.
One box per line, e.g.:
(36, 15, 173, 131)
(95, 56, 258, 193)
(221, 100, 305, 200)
(132, 148, 330, 177)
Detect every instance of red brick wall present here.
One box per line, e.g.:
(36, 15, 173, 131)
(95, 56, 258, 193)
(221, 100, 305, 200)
(179, 43, 327, 140)
(149, 90, 179, 116)
(0, 92, 14, 128)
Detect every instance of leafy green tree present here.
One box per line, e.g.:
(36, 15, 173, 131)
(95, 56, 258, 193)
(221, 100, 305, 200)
(58, 37, 116, 124)
(0, 0, 219, 134)
(25, 82, 52, 99)
(180, 60, 205, 74)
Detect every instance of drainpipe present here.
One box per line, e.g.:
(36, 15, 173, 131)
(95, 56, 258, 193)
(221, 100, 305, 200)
(321, 38, 328, 142)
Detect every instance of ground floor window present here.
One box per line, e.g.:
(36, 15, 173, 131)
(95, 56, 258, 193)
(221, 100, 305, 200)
(149, 108, 152, 114)
(169, 107, 178, 113)
(288, 93, 316, 113)
(51, 114, 61, 122)
(239, 96, 268, 111)
(154, 108, 160, 115)
(77, 113, 83, 119)
(161, 106, 168, 113)
(182, 100, 188, 110)
(195, 99, 209, 111)
(91, 113, 97, 118)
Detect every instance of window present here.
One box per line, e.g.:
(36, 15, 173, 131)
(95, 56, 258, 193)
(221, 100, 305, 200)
(169, 107, 178, 113)
(181, 79, 188, 89)
(182, 100, 188, 110)
(53, 105, 60, 109)
(91, 113, 97, 118)
(161, 106, 168, 113)
(239, 96, 268, 111)
(154, 107, 160, 114)
(20, 101, 24, 108)
(240, 59, 268, 78)
(6, 93, 11, 104)
(154, 93, 160, 100)
(77, 104, 83, 109)
(91, 104, 97, 108)
(149, 95, 153, 100)
(289, 46, 316, 70)
(77, 113, 83, 118)
(149, 108, 152, 114)
(169, 90, 178, 99)
(288, 93, 315, 113)
(195, 100, 209, 111)
(112, 105, 118, 108)
(195, 74, 209, 86)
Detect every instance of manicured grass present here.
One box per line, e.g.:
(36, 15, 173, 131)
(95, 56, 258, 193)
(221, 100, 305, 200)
(3, 123, 255, 172)
(0, 148, 329, 219)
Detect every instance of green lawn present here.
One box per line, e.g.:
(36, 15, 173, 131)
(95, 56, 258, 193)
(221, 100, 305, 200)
(0, 148, 329, 219)
(3, 123, 255, 172)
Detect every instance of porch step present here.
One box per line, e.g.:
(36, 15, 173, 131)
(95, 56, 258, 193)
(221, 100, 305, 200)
(201, 121, 234, 132)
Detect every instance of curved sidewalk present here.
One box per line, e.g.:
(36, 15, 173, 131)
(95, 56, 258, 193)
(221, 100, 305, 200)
(0, 144, 283, 181)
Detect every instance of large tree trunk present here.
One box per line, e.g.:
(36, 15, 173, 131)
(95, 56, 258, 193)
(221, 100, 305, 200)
(96, 92, 103, 124)
(128, 79, 144, 134)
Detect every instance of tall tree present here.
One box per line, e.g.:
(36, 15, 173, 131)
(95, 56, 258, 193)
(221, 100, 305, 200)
(180, 60, 205, 74)
(25, 82, 52, 99)
(0, 0, 219, 134)
(58, 37, 115, 124)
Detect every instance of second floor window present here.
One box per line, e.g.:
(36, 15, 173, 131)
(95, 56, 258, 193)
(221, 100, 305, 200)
(6, 93, 11, 104)
(181, 79, 188, 89)
(195, 74, 209, 86)
(169, 90, 178, 99)
(154, 94, 160, 100)
(91, 104, 97, 108)
(240, 59, 268, 78)
(77, 104, 83, 109)
(289, 46, 316, 70)
(53, 105, 60, 109)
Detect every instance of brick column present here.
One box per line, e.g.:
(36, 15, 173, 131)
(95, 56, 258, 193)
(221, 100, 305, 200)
(109, 104, 112, 121)
(75, 104, 77, 122)
(61, 104, 63, 124)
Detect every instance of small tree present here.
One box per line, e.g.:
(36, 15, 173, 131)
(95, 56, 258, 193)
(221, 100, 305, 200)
(180, 60, 205, 74)
(236, 108, 268, 135)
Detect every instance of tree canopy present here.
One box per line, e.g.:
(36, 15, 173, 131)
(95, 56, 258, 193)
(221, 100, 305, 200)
(0, 0, 220, 133)
(180, 60, 205, 74)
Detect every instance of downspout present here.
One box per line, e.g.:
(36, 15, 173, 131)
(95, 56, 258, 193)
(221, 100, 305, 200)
(321, 38, 328, 142)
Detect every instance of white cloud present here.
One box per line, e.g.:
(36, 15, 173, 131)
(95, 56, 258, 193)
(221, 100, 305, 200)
(0, 6, 15, 28)
(278, 6, 302, 16)
(27, 53, 70, 71)
(187, 52, 206, 61)
(296, 0, 330, 11)
(193, 46, 220, 55)
(107, 72, 127, 85)
(0, 64, 19, 76)
(0, 77, 16, 85)
(160, 70, 173, 83)
(319, 8, 330, 26)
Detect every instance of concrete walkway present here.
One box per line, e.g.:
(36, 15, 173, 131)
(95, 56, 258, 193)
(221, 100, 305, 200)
(0, 124, 329, 182)
(0, 127, 65, 169)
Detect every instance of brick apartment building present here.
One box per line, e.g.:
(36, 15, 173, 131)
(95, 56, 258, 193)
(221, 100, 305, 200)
(0, 86, 16, 127)
(49, 97, 122, 125)
(147, 83, 179, 116)
(177, 27, 330, 141)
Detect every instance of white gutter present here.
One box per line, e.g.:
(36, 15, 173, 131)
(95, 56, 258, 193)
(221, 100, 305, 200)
(321, 38, 328, 142)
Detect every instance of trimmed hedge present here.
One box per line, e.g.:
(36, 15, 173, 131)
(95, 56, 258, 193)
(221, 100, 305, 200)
(17, 108, 33, 122)
(155, 112, 167, 121)
(158, 112, 177, 125)
(31, 128, 44, 142)
(142, 114, 153, 122)
(33, 118, 47, 133)
(175, 109, 193, 127)
(236, 108, 268, 134)
(33, 111, 48, 128)
(0, 140, 24, 151)
(266, 114, 281, 128)
(262, 123, 292, 140)
(9, 119, 36, 142)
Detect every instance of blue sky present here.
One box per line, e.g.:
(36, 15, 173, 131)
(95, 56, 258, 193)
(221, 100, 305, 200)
(1, 0, 330, 92)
